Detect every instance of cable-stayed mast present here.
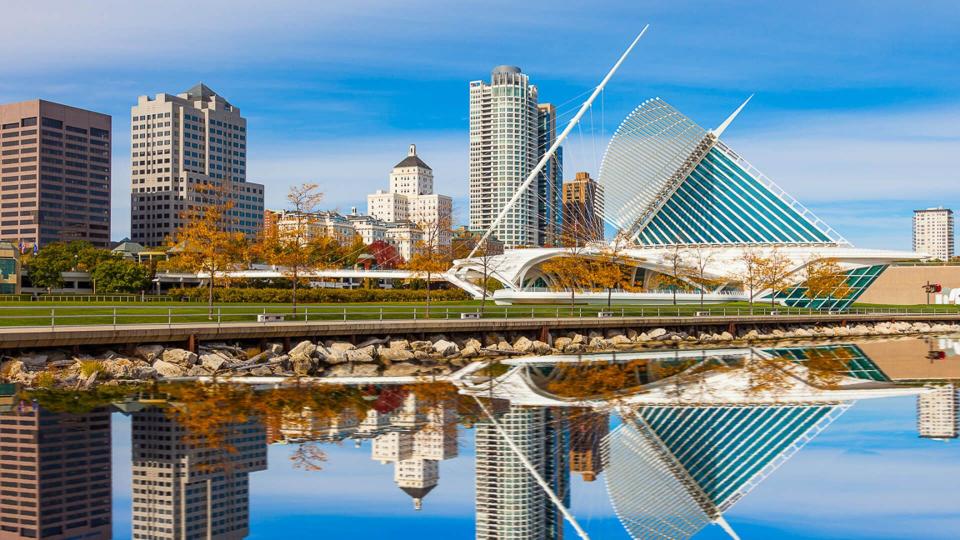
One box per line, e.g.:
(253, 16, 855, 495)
(467, 26, 649, 259)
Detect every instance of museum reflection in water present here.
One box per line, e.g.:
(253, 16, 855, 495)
(0, 337, 957, 540)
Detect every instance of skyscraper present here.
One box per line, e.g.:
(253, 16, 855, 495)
(475, 405, 568, 539)
(537, 104, 563, 246)
(130, 408, 267, 539)
(469, 66, 546, 248)
(0, 99, 112, 248)
(129, 84, 264, 246)
(913, 207, 954, 261)
(561, 171, 605, 244)
(569, 410, 609, 482)
(0, 406, 112, 540)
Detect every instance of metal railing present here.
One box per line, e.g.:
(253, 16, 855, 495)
(1, 303, 959, 330)
(0, 294, 190, 303)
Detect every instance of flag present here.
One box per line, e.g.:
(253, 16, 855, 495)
(18, 241, 24, 254)
(32, 243, 38, 255)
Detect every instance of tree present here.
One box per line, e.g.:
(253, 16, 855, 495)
(541, 251, 592, 312)
(589, 257, 630, 310)
(254, 183, 325, 314)
(368, 240, 403, 269)
(736, 248, 767, 305)
(470, 237, 505, 314)
(687, 247, 717, 307)
(23, 241, 112, 291)
(658, 245, 693, 305)
(90, 257, 152, 293)
(404, 210, 453, 317)
(803, 256, 852, 310)
(167, 186, 247, 318)
(758, 247, 793, 308)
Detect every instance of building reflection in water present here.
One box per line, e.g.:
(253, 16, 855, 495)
(0, 402, 111, 540)
(127, 408, 266, 540)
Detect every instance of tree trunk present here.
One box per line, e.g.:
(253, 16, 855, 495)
(292, 268, 298, 316)
(425, 270, 431, 318)
(672, 287, 677, 306)
(607, 287, 613, 309)
(207, 270, 214, 320)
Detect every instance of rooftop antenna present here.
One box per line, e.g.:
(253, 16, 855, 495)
(467, 26, 649, 259)
(712, 94, 754, 138)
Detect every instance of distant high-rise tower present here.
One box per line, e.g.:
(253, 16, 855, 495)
(130, 408, 267, 539)
(0, 407, 112, 539)
(569, 410, 609, 482)
(537, 104, 563, 246)
(130, 84, 264, 246)
(475, 405, 568, 539)
(913, 208, 954, 261)
(469, 66, 544, 248)
(0, 99, 112, 248)
(917, 384, 958, 440)
(561, 172, 605, 244)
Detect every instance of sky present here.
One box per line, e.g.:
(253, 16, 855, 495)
(108, 395, 960, 539)
(3, 0, 959, 248)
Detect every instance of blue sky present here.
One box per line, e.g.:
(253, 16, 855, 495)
(109, 395, 960, 539)
(4, 0, 959, 248)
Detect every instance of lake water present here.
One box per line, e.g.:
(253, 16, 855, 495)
(2, 335, 958, 539)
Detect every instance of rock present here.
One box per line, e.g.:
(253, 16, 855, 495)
(635, 332, 650, 342)
(249, 365, 274, 377)
(389, 339, 411, 350)
(513, 336, 535, 353)
(570, 333, 586, 344)
(352, 364, 380, 377)
(134, 344, 165, 362)
(291, 355, 319, 376)
(199, 353, 228, 372)
(742, 329, 760, 340)
(609, 334, 633, 347)
(588, 336, 607, 349)
(413, 350, 433, 360)
(383, 363, 420, 377)
(464, 338, 482, 350)
(102, 358, 136, 379)
(530, 340, 552, 354)
(554, 337, 573, 350)
(289, 340, 317, 359)
(496, 341, 517, 353)
(460, 345, 481, 359)
(328, 342, 356, 354)
(152, 360, 186, 378)
(626, 329, 639, 339)
(410, 341, 434, 352)
(2, 360, 26, 381)
(433, 340, 459, 357)
(648, 328, 667, 339)
(161, 349, 197, 367)
(378, 346, 415, 362)
(265, 342, 284, 355)
(247, 350, 277, 364)
(327, 364, 354, 377)
(134, 366, 157, 379)
(564, 343, 585, 354)
(718, 331, 734, 341)
(20, 354, 47, 369)
(344, 349, 375, 363)
(186, 365, 208, 377)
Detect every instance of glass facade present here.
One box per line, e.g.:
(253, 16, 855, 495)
(769, 264, 887, 311)
(767, 344, 890, 382)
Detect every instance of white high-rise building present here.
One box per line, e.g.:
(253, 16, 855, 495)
(130, 83, 264, 245)
(918, 384, 958, 440)
(469, 67, 562, 248)
(913, 207, 954, 261)
(367, 144, 452, 255)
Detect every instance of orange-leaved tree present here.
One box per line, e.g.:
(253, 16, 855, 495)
(803, 256, 852, 310)
(405, 209, 453, 317)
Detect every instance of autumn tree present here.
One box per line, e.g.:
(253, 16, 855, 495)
(541, 242, 592, 312)
(803, 256, 852, 310)
(405, 210, 453, 317)
(589, 257, 630, 310)
(167, 185, 246, 318)
(254, 183, 325, 313)
(658, 244, 693, 305)
(367, 240, 403, 269)
(687, 247, 717, 307)
(758, 247, 793, 308)
(466, 237, 506, 314)
(735, 248, 766, 305)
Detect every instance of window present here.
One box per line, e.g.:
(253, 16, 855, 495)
(41, 118, 62, 129)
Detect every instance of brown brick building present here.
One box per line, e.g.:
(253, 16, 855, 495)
(0, 100, 111, 248)
(0, 406, 112, 539)
(561, 172, 604, 245)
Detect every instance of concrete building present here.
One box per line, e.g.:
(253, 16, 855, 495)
(129, 84, 264, 246)
(0, 407, 111, 540)
(0, 99, 111, 248)
(367, 145, 452, 250)
(561, 171, 605, 244)
(469, 66, 542, 248)
(347, 211, 388, 245)
(130, 408, 267, 540)
(475, 405, 568, 540)
(913, 207, 954, 261)
(537, 104, 563, 246)
(917, 384, 958, 440)
(385, 222, 424, 261)
(569, 410, 609, 482)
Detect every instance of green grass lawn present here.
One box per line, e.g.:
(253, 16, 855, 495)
(0, 298, 958, 327)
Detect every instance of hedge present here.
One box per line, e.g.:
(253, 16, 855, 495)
(168, 287, 471, 304)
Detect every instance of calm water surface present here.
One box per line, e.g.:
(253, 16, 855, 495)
(4, 336, 959, 539)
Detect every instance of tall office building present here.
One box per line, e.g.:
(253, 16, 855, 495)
(475, 405, 568, 540)
(130, 408, 267, 539)
(471, 66, 561, 248)
(913, 207, 954, 261)
(561, 171, 605, 244)
(917, 384, 958, 440)
(0, 406, 112, 540)
(537, 104, 563, 246)
(130, 84, 264, 246)
(0, 100, 111, 248)
(569, 410, 609, 482)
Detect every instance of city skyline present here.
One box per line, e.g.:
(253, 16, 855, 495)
(2, 2, 957, 249)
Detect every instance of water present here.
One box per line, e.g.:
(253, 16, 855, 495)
(3, 336, 958, 539)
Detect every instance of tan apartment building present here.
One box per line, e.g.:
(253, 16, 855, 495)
(130, 84, 263, 246)
(913, 207, 953, 261)
(0, 100, 111, 248)
(0, 407, 111, 540)
(561, 171, 605, 244)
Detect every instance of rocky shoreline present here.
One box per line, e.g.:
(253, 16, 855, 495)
(2, 320, 958, 388)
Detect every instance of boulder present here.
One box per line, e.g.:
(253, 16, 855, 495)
(464, 338, 482, 350)
(378, 346, 415, 362)
(134, 366, 157, 379)
(588, 336, 607, 349)
(718, 331, 734, 341)
(530, 340, 552, 354)
(570, 333, 586, 344)
(267, 342, 285, 354)
(289, 340, 317, 360)
(19, 354, 47, 369)
(460, 345, 481, 359)
(102, 358, 136, 379)
(433, 340, 459, 357)
(383, 363, 420, 377)
(563, 343, 585, 354)
(648, 328, 667, 339)
(352, 364, 380, 377)
(553, 337, 573, 351)
(513, 336, 535, 353)
(152, 360, 186, 378)
(389, 339, 411, 350)
(161, 349, 197, 367)
(344, 349, 375, 363)
(186, 365, 208, 377)
(609, 334, 633, 347)
(327, 364, 354, 377)
(249, 365, 274, 377)
(410, 340, 434, 352)
(199, 353, 228, 372)
(328, 341, 356, 354)
(291, 355, 319, 376)
(134, 344, 165, 362)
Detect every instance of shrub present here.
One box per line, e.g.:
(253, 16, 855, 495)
(168, 287, 471, 304)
